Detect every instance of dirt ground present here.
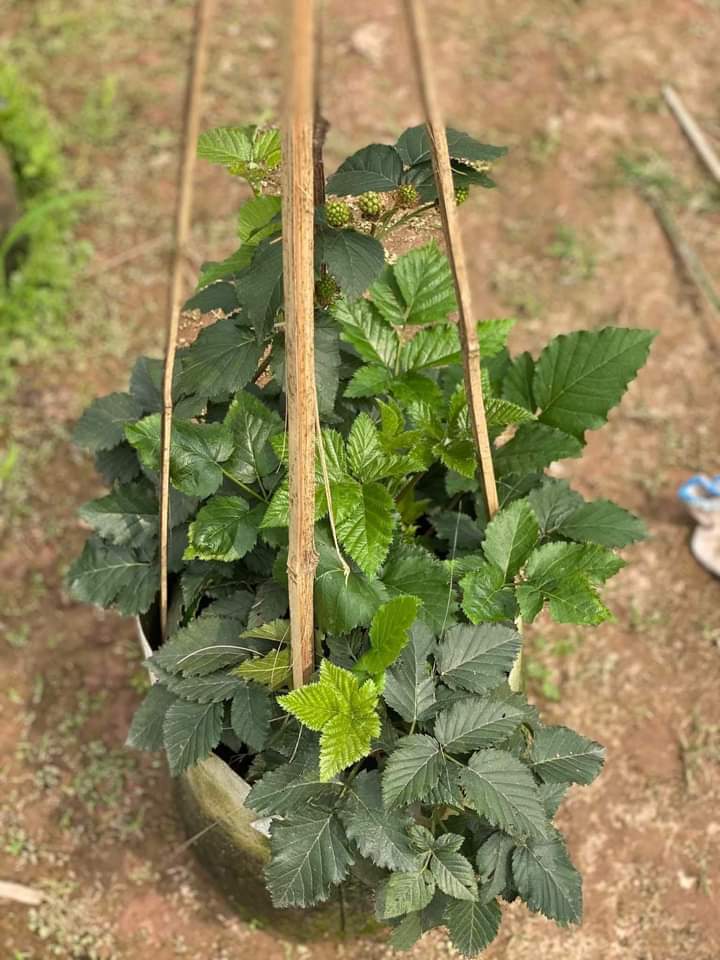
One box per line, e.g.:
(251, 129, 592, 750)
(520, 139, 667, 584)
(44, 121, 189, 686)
(1, 1, 719, 958)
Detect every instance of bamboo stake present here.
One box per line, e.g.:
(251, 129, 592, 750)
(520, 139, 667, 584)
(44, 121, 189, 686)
(283, 0, 318, 688)
(662, 85, 720, 186)
(159, 0, 215, 640)
(402, 0, 499, 519)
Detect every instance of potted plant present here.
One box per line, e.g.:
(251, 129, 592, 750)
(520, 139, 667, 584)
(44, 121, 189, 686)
(68, 121, 654, 953)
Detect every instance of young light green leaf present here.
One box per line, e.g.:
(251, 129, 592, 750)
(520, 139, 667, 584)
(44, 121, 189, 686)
(185, 495, 260, 561)
(477, 317, 516, 357)
(534, 327, 655, 439)
(437, 623, 521, 693)
(265, 807, 354, 908)
(482, 499, 539, 579)
(354, 595, 420, 677)
(458, 748, 548, 840)
(512, 836, 582, 925)
(531, 725, 605, 786)
(338, 770, 420, 872)
(126, 684, 177, 752)
(163, 699, 224, 775)
(399, 324, 460, 372)
(197, 125, 281, 182)
(235, 648, 291, 690)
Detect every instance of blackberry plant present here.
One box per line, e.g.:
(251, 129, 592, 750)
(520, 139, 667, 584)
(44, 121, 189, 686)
(69, 121, 654, 954)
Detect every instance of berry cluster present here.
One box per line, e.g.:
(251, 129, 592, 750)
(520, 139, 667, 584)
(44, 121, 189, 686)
(325, 199, 351, 228)
(357, 191, 383, 220)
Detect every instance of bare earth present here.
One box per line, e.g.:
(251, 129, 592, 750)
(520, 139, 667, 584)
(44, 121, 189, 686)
(1, 1, 718, 958)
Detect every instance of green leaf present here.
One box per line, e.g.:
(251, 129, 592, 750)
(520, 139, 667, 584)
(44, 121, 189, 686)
(399, 324, 460, 372)
(370, 242, 456, 326)
(538, 782, 570, 818)
(67, 539, 157, 615)
(458, 748, 548, 840)
(278, 660, 380, 780)
(383, 623, 437, 725)
(531, 725, 605, 786)
(125, 414, 233, 498)
(235, 648, 291, 690)
(478, 317, 516, 357)
(197, 125, 281, 182)
(335, 480, 395, 578)
(150, 616, 250, 677)
(231, 682, 272, 750)
(315, 225, 385, 299)
(339, 770, 419, 871)
(395, 124, 507, 167)
(543, 575, 611, 625)
(163, 699, 224, 775)
(126, 684, 177, 751)
(314, 322, 341, 417)
(345, 413, 387, 481)
(184, 280, 241, 314)
(78, 482, 158, 548)
(240, 239, 283, 330)
(430, 839, 477, 901)
(476, 832, 515, 902)
(223, 391, 282, 483)
(484, 396, 536, 429)
(247, 760, 342, 817)
(534, 327, 655, 439)
(344, 364, 393, 399)
(355, 596, 420, 677)
(519, 541, 620, 624)
(460, 562, 517, 624)
(445, 898, 502, 957)
(382, 734, 445, 809)
(74, 392, 143, 452)
(376, 870, 436, 919)
(512, 836, 582, 925)
(435, 689, 535, 754)
(334, 296, 399, 367)
(237, 194, 281, 244)
(482, 498, 539, 579)
(176, 318, 262, 401)
(502, 350, 536, 411)
(314, 529, 387, 634)
(326, 143, 403, 195)
(557, 499, 647, 547)
(382, 545, 455, 633)
(493, 422, 582, 477)
(185, 495, 260, 561)
(528, 478, 584, 537)
(265, 807, 354, 908)
(94, 443, 141, 484)
(526, 541, 623, 585)
(437, 623, 521, 693)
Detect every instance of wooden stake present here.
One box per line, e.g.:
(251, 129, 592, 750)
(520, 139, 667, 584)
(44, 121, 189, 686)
(403, 0, 499, 518)
(662, 85, 720, 186)
(283, 0, 318, 687)
(159, 0, 215, 640)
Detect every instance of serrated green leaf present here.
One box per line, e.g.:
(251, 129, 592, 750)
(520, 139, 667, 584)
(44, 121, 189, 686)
(265, 807, 354, 908)
(74, 392, 143, 452)
(198, 125, 280, 181)
(335, 480, 395, 578)
(315, 225, 385, 299)
(478, 317, 516, 357)
(482, 498, 538, 579)
(395, 124, 507, 167)
(493, 422, 582, 477)
(230, 681, 272, 750)
(370, 242, 456, 326)
(67, 539, 157, 615)
(502, 350, 536, 411)
(382, 734, 445, 809)
(125, 414, 233, 498)
(382, 545, 455, 633)
(399, 324, 460, 372)
(176, 318, 262, 401)
(237, 194, 281, 244)
(383, 623, 437, 725)
(150, 616, 249, 676)
(430, 844, 477, 901)
(164, 670, 245, 704)
(78, 482, 158, 548)
(126, 684, 177, 751)
(314, 528, 387, 634)
(185, 495, 260, 561)
(339, 770, 419, 871)
(327, 143, 403, 195)
(476, 832, 515, 903)
(538, 781, 570, 818)
(247, 760, 342, 817)
(544, 574, 611, 625)
(355, 595, 420, 677)
(223, 391, 282, 484)
(239, 238, 283, 330)
(531, 725, 605, 786)
(534, 327, 655, 439)
(94, 443, 141, 485)
(376, 870, 436, 919)
(344, 363, 393, 399)
(528, 478, 585, 536)
(512, 836, 582, 925)
(437, 623, 521, 693)
(184, 280, 241, 314)
(458, 748, 548, 840)
(435, 689, 535, 754)
(460, 562, 517, 624)
(484, 396, 536, 429)
(345, 413, 387, 481)
(163, 699, 224, 775)
(235, 648, 291, 690)
(557, 499, 647, 547)
(445, 897, 502, 957)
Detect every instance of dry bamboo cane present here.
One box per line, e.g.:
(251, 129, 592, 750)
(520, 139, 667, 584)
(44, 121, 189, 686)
(159, 0, 215, 640)
(283, 0, 318, 688)
(402, 0, 499, 520)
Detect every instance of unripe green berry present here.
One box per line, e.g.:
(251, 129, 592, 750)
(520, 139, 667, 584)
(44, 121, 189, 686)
(357, 191, 383, 219)
(396, 184, 420, 209)
(455, 185, 470, 205)
(315, 273, 341, 308)
(325, 199, 351, 228)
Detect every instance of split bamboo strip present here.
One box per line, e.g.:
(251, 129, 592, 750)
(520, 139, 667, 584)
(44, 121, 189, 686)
(159, 0, 215, 640)
(402, 0, 499, 518)
(283, 0, 318, 687)
(662, 84, 720, 186)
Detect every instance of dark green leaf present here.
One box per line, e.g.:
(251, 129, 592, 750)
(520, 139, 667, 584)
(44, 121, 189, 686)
(164, 670, 244, 704)
(382, 734, 444, 809)
(531, 725, 605, 786)
(435, 689, 535, 753)
(247, 760, 341, 817)
(126, 684, 177, 751)
(185, 495, 260, 561)
(94, 443, 141, 484)
(395, 124, 507, 166)
(163, 699, 224, 775)
(482, 499, 539, 579)
(557, 499, 647, 547)
(315, 225, 385, 299)
(176, 318, 262, 401)
(370, 242, 456, 326)
(493, 422, 582, 477)
(74, 392, 143, 452)
(326, 143, 403, 195)
(314, 529, 387, 634)
(528, 478, 585, 536)
(67, 539, 157, 615)
(382, 622, 437, 725)
(376, 870, 436, 919)
(445, 897, 502, 957)
(339, 770, 419, 871)
(460, 562, 517, 623)
(430, 840, 477, 901)
(184, 280, 240, 314)
(223, 392, 282, 483)
(78, 481, 157, 547)
(512, 835, 582, 925)
(150, 616, 249, 677)
(382, 544, 455, 633)
(458, 748, 548, 840)
(476, 832, 515, 902)
(231, 681, 272, 750)
(437, 623, 521, 693)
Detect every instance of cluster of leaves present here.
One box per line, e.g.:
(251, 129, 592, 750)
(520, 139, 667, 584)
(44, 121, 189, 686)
(68, 122, 654, 954)
(0, 62, 89, 388)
